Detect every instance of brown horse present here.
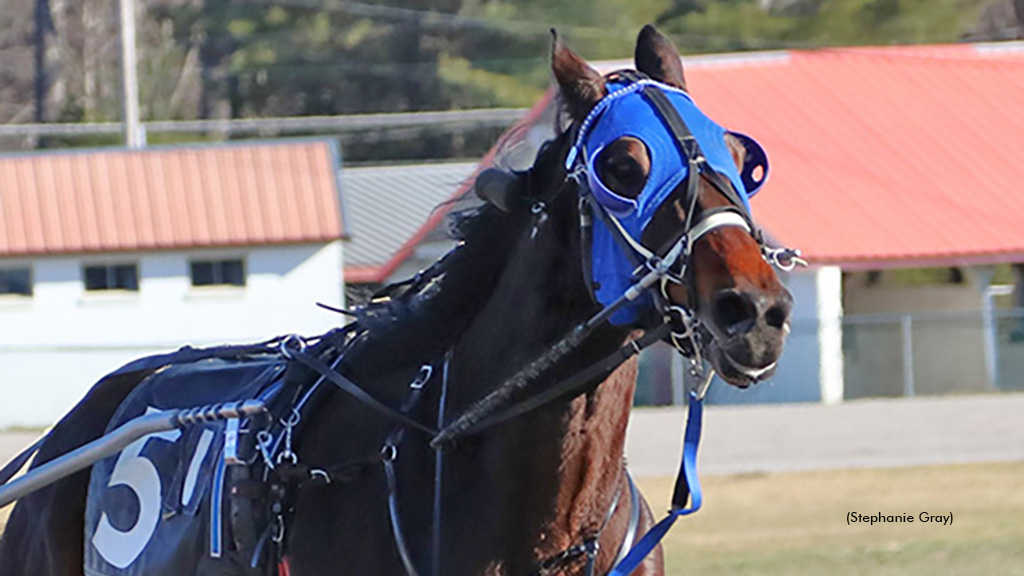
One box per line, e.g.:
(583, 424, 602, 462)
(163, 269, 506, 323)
(0, 25, 791, 576)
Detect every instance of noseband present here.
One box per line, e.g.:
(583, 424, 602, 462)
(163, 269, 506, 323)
(432, 72, 806, 444)
(278, 70, 806, 576)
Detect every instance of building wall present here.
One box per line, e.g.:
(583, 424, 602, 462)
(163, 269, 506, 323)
(841, 270, 989, 398)
(707, 266, 843, 405)
(843, 275, 983, 315)
(0, 241, 345, 427)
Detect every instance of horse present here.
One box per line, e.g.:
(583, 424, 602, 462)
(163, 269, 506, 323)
(0, 25, 792, 576)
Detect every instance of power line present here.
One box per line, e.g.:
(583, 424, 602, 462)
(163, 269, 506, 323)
(229, 0, 802, 48)
(0, 107, 527, 139)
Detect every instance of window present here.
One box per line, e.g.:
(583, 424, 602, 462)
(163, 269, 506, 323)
(190, 258, 245, 287)
(84, 264, 139, 292)
(0, 267, 31, 296)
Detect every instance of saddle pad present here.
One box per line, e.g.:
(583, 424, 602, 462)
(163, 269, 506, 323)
(85, 355, 286, 576)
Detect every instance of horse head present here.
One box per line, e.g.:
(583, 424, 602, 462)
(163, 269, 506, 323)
(484, 25, 794, 388)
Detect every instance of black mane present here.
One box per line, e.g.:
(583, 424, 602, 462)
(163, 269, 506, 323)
(343, 133, 572, 358)
(348, 202, 525, 355)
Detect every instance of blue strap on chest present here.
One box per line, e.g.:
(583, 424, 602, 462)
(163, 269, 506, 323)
(608, 391, 704, 576)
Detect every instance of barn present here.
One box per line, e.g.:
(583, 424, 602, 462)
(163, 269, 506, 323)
(356, 42, 1024, 405)
(0, 139, 347, 427)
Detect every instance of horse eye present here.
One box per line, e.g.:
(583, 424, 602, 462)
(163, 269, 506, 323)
(597, 151, 648, 199)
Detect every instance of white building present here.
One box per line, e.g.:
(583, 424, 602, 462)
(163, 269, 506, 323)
(341, 162, 479, 290)
(0, 139, 348, 427)
(348, 45, 1024, 406)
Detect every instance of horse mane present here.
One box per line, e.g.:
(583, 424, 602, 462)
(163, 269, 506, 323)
(344, 131, 572, 358)
(349, 202, 515, 349)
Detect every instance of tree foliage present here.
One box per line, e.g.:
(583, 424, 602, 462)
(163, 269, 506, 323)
(0, 0, 1004, 160)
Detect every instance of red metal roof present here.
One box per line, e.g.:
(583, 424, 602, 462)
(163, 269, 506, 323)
(684, 43, 1024, 267)
(373, 43, 1024, 276)
(0, 140, 343, 257)
(344, 99, 552, 284)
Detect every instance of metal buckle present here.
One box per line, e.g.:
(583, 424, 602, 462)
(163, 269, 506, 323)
(256, 430, 275, 470)
(763, 246, 808, 272)
(275, 409, 301, 466)
(279, 334, 307, 360)
(224, 417, 243, 466)
(410, 365, 433, 390)
(690, 369, 715, 402)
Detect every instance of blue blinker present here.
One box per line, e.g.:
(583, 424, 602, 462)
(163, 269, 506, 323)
(574, 79, 768, 325)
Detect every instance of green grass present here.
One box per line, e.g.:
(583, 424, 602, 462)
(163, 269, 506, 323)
(636, 462, 1024, 576)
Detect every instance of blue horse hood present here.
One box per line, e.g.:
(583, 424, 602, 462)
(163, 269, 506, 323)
(581, 80, 753, 224)
(571, 79, 768, 325)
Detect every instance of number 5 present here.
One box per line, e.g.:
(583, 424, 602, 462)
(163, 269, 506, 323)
(92, 408, 181, 569)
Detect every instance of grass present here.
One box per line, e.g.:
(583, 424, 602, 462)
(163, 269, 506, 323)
(636, 462, 1024, 576)
(3, 461, 1023, 575)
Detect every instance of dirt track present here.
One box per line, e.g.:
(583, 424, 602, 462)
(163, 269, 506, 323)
(626, 392, 1024, 477)
(0, 432, 40, 471)
(2, 393, 1023, 479)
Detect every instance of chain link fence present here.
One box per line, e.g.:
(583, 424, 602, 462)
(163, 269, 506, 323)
(635, 308, 1024, 405)
(4, 308, 1021, 421)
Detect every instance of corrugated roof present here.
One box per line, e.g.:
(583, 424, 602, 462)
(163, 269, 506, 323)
(342, 162, 477, 281)
(386, 43, 1024, 273)
(682, 43, 1024, 266)
(0, 139, 343, 257)
(344, 100, 554, 284)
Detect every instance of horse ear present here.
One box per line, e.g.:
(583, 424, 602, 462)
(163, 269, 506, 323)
(724, 133, 746, 172)
(474, 168, 525, 213)
(634, 24, 687, 91)
(551, 29, 606, 121)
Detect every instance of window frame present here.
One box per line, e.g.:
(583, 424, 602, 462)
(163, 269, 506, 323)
(82, 263, 140, 293)
(0, 266, 33, 297)
(189, 257, 246, 289)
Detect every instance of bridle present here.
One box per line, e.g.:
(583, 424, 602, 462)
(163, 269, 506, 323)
(0, 73, 810, 576)
(280, 71, 806, 576)
(567, 71, 771, 373)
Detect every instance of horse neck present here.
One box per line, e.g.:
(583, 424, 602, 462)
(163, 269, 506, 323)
(444, 183, 637, 564)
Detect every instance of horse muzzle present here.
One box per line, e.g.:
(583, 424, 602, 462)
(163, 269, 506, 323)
(702, 286, 793, 387)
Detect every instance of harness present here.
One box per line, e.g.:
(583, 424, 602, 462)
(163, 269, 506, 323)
(0, 72, 806, 576)
(271, 72, 802, 576)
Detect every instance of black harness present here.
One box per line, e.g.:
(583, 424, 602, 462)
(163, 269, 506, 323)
(250, 73, 777, 576)
(221, 73, 801, 576)
(0, 72, 805, 576)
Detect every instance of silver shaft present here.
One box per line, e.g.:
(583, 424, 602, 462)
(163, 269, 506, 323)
(0, 401, 265, 509)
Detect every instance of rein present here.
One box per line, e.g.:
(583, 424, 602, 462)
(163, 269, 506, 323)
(280, 74, 799, 576)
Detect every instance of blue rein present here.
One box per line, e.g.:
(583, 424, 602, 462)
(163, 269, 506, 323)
(608, 389, 705, 576)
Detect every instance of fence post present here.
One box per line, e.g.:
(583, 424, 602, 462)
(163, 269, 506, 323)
(671, 351, 686, 406)
(901, 315, 915, 397)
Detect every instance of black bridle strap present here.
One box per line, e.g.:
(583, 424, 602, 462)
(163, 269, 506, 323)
(640, 86, 753, 221)
(289, 350, 439, 437)
(432, 323, 670, 445)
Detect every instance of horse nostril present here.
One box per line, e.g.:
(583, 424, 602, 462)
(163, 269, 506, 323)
(765, 290, 793, 330)
(711, 290, 758, 336)
(765, 304, 789, 330)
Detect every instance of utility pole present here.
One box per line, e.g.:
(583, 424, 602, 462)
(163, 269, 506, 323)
(34, 0, 50, 125)
(1016, 0, 1024, 37)
(119, 0, 143, 148)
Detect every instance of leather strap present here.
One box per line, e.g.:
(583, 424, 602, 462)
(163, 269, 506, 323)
(640, 86, 753, 222)
(436, 323, 670, 443)
(290, 350, 438, 437)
